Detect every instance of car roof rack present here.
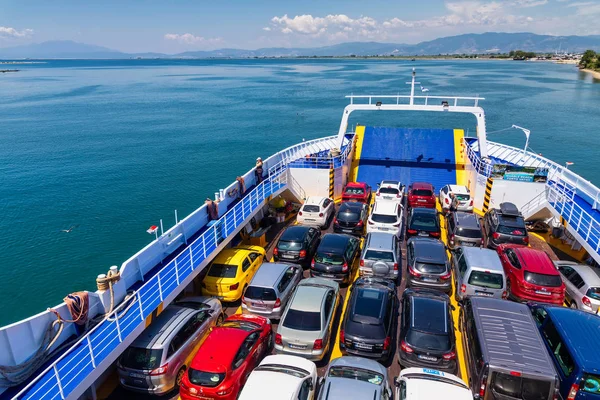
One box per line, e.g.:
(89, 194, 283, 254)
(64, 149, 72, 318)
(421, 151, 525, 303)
(499, 202, 521, 217)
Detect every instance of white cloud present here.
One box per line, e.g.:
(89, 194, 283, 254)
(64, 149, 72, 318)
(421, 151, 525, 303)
(163, 33, 222, 45)
(262, 27, 271, 31)
(270, 14, 382, 39)
(0, 26, 33, 38)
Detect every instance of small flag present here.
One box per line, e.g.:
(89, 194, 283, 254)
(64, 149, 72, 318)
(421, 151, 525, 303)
(147, 225, 158, 234)
(566, 162, 574, 166)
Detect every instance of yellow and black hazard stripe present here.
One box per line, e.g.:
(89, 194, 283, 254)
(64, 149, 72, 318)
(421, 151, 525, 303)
(482, 177, 493, 213)
(329, 168, 335, 199)
(145, 302, 164, 327)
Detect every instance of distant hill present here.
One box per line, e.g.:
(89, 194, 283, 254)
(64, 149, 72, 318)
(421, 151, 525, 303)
(1, 33, 600, 59)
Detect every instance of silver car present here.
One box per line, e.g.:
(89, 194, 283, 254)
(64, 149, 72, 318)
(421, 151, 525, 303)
(446, 211, 483, 249)
(242, 262, 303, 320)
(117, 296, 223, 394)
(555, 261, 600, 313)
(452, 246, 507, 301)
(317, 356, 393, 400)
(275, 277, 340, 362)
(359, 232, 401, 282)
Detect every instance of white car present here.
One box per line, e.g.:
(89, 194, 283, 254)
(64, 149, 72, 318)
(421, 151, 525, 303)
(238, 355, 318, 400)
(394, 368, 472, 400)
(367, 200, 403, 237)
(439, 185, 473, 212)
(375, 180, 405, 204)
(297, 196, 335, 228)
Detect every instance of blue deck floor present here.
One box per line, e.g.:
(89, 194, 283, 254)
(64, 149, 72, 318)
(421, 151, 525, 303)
(357, 127, 457, 192)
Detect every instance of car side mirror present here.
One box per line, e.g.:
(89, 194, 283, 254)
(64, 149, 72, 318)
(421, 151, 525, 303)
(394, 377, 400, 387)
(308, 378, 314, 391)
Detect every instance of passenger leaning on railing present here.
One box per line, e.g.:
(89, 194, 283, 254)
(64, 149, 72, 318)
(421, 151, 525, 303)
(255, 157, 264, 184)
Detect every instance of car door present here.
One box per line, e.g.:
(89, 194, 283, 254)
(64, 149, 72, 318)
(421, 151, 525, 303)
(557, 265, 576, 303)
(503, 249, 521, 288)
(567, 272, 586, 307)
(308, 228, 320, 255)
(322, 290, 335, 345)
(180, 311, 211, 365)
(297, 377, 312, 400)
(278, 265, 300, 306)
(240, 256, 253, 286)
(248, 251, 263, 272)
(452, 247, 464, 289)
(234, 331, 261, 386)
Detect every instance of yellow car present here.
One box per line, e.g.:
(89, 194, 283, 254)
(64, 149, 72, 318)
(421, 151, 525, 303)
(201, 245, 266, 302)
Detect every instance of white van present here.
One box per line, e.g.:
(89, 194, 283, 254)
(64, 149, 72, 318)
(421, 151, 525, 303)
(394, 368, 472, 400)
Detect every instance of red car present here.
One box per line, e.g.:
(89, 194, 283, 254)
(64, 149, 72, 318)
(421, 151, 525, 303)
(341, 182, 371, 203)
(180, 314, 272, 400)
(496, 244, 565, 305)
(407, 182, 436, 209)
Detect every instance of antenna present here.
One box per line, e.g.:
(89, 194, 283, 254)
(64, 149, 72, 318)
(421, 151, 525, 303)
(405, 68, 420, 106)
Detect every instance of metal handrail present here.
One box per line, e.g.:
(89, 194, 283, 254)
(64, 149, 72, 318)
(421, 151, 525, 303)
(346, 94, 485, 107)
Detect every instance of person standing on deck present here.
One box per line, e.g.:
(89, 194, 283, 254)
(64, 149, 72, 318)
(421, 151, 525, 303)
(255, 157, 264, 184)
(449, 193, 459, 213)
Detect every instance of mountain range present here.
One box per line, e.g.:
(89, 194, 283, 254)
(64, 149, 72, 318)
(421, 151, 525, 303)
(1, 32, 599, 59)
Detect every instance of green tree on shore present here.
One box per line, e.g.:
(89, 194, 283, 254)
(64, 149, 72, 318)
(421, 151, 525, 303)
(580, 50, 600, 71)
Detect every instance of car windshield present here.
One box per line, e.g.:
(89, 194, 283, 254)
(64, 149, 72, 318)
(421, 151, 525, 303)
(410, 214, 437, 230)
(120, 347, 162, 370)
(582, 374, 600, 394)
(282, 309, 321, 331)
(491, 373, 551, 400)
(303, 205, 320, 213)
(406, 329, 451, 352)
(456, 228, 481, 239)
(497, 220, 526, 235)
(188, 368, 226, 387)
(468, 271, 503, 289)
(412, 189, 432, 196)
(315, 252, 344, 265)
(415, 262, 446, 274)
(337, 211, 360, 222)
(207, 263, 238, 278)
(220, 320, 260, 331)
(371, 213, 397, 224)
(328, 366, 384, 386)
(277, 240, 303, 250)
(254, 365, 309, 378)
(365, 250, 394, 262)
(586, 287, 600, 301)
(379, 187, 399, 195)
(345, 187, 365, 195)
(244, 286, 277, 301)
(524, 271, 563, 287)
(455, 194, 470, 201)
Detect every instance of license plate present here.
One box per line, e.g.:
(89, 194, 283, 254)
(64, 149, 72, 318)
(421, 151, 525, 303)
(129, 372, 145, 379)
(321, 274, 334, 278)
(418, 232, 429, 236)
(251, 302, 267, 308)
(355, 343, 373, 350)
(423, 277, 437, 282)
(417, 199, 426, 202)
(418, 354, 438, 362)
(462, 242, 475, 247)
(304, 218, 315, 221)
(378, 227, 389, 231)
(289, 343, 306, 350)
(536, 290, 551, 295)
(342, 229, 353, 233)
(475, 291, 493, 297)
(384, 196, 393, 200)
(281, 254, 295, 259)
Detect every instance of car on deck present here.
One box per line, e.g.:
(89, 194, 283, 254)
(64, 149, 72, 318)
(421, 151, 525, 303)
(394, 368, 473, 400)
(439, 184, 473, 213)
(201, 245, 266, 302)
(452, 246, 507, 301)
(483, 202, 529, 249)
(180, 314, 272, 400)
(311, 233, 360, 284)
(317, 356, 393, 400)
(342, 182, 372, 204)
(497, 244, 565, 305)
(273, 225, 321, 268)
(406, 237, 451, 293)
(339, 277, 397, 361)
(407, 182, 436, 209)
(118, 297, 223, 395)
(555, 260, 600, 312)
(367, 200, 403, 238)
(445, 211, 483, 249)
(333, 201, 368, 236)
(275, 278, 341, 362)
(238, 355, 318, 400)
(359, 232, 401, 282)
(242, 262, 303, 320)
(406, 207, 441, 239)
(297, 196, 335, 229)
(398, 289, 457, 374)
(375, 180, 405, 205)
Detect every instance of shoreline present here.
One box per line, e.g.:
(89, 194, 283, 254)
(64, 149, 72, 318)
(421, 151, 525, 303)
(581, 68, 600, 79)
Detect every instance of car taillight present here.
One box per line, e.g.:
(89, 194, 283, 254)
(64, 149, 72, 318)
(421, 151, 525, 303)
(400, 340, 413, 353)
(502, 291, 508, 299)
(230, 282, 239, 290)
(383, 336, 391, 350)
(469, 199, 474, 206)
(333, 217, 338, 225)
(443, 351, 456, 360)
(356, 220, 364, 227)
(393, 263, 398, 271)
(340, 330, 345, 343)
(319, 213, 324, 217)
(583, 296, 592, 308)
(274, 298, 281, 308)
(440, 271, 452, 280)
(217, 386, 233, 396)
(342, 262, 348, 272)
(407, 229, 417, 235)
(409, 267, 421, 278)
(360, 259, 364, 267)
(368, 220, 374, 225)
(396, 193, 401, 198)
(150, 363, 168, 376)
(393, 222, 401, 227)
(275, 334, 282, 345)
(567, 383, 579, 400)
(273, 247, 279, 256)
(523, 236, 529, 245)
(444, 198, 449, 204)
(460, 284, 467, 293)
(479, 381, 487, 398)
(299, 211, 303, 216)
(430, 232, 440, 237)
(492, 232, 500, 239)
(311, 259, 315, 269)
(376, 192, 380, 196)
(449, 234, 455, 244)
(299, 249, 307, 258)
(313, 339, 323, 350)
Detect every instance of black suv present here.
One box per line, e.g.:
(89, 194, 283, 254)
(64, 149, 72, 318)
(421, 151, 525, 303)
(406, 237, 451, 293)
(483, 202, 529, 249)
(339, 277, 397, 361)
(311, 233, 360, 284)
(446, 211, 483, 249)
(333, 202, 368, 236)
(398, 288, 457, 374)
(274, 225, 320, 267)
(406, 208, 441, 239)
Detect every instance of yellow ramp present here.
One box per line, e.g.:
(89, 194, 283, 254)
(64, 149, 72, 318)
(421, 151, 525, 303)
(349, 125, 365, 182)
(454, 129, 468, 186)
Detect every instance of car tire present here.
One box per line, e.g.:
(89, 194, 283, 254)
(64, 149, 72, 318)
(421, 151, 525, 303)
(267, 331, 274, 353)
(506, 281, 514, 301)
(217, 313, 224, 326)
(175, 367, 186, 389)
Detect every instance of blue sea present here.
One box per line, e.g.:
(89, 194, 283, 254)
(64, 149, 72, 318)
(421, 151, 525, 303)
(0, 59, 598, 325)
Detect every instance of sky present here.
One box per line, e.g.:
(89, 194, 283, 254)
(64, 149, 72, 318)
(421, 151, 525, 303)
(1, 0, 599, 53)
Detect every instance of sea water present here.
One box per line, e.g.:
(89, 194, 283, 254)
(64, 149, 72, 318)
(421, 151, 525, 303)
(0, 58, 598, 325)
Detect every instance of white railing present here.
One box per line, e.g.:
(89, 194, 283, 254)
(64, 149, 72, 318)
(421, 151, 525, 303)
(463, 138, 493, 176)
(347, 94, 485, 107)
(520, 190, 550, 219)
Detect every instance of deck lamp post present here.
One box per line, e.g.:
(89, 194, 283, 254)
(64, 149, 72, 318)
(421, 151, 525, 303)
(511, 125, 531, 161)
(565, 162, 574, 169)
